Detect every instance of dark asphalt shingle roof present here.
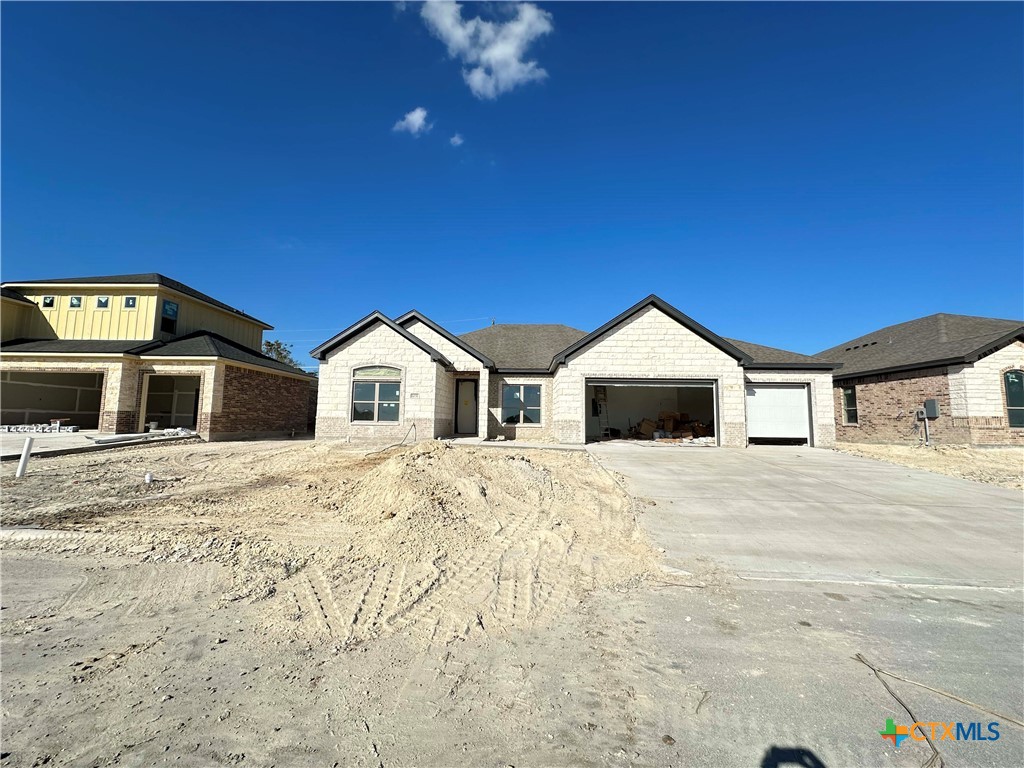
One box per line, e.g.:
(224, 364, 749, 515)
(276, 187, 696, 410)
(459, 324, 587, 370)
(0, 332, 310, 377)
(1, 287, 36, 305)
(0, 339, 146, 354)
(817, 313, 1024, 379)
(1, 273, 271, 327)
(395, 310, 496, 368)
(310, 311, 453, 366)
(141, 331, 311, 375)
(724, 338, 835, 368)
(458, 323, 834, 371)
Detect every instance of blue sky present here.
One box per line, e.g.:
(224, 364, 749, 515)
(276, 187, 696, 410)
(2, 1, 1021, 368)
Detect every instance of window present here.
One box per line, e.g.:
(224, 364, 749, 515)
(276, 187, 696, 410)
(352, 367, 401, 423)
(124, 296, 138, 309)
(161, 300, 179, 334)
(842, 386, 858, 425)
(69, 296, 83, 309)
(502, 384, 541, 425)
(96, 296, 110, 309)
(41, 296, 55, 309)
(1005, 371, 1024, 428)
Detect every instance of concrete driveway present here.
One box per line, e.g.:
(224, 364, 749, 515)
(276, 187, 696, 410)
(589, 443, 1024, 768)
(594, 443, 1022, 589)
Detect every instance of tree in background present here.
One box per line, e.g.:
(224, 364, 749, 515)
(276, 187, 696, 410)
(262, 339, 302, 369)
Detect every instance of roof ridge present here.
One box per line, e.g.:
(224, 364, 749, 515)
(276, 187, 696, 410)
(722, 336, 832, 361)
(821, 312, 1024, 352)
(395, 310, 496, 368)
(550, 294, 752, 370)
(311, 311, 453, 367)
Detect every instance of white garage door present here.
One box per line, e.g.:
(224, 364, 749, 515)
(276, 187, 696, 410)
(745, 385, 810, 441)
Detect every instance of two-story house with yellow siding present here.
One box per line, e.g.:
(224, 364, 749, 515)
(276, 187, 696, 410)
(1, 273, 314, 440)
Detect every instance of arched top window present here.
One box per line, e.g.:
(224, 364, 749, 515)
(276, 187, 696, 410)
(352, 366, 401, 423)
(1005, 370, 1024, 428)
(353, 366, 400, 379)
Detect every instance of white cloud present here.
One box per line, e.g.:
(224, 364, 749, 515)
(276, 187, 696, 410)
(421, 1, 553, 100)
(392, 107, 433, 136)
(450, 133, 464, 146)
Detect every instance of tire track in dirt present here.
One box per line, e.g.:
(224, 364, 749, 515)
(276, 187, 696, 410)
(5, 441, 659, 656)
(383, 498, 545, 640)
(305, 564, 348, 638)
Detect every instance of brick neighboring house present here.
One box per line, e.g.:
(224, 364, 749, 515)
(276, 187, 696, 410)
(1, 274, 314, 440)
(818, 313, 1024, 446)
(312, 295, 838, 447)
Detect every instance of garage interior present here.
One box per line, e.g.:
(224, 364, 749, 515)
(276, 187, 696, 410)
(585, 381, 716, 442)
(0, 371, 104, 428)
(142, 375, 201, 430)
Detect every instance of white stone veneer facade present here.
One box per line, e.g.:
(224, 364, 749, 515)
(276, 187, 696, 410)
(551, 306, 749, 445)
(315, 323, 442, 441)
(315, 307, 839, 447)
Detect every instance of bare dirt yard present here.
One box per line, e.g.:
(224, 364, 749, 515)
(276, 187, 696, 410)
(836, 442, 1024, 490)
(1, 439, 674, 767)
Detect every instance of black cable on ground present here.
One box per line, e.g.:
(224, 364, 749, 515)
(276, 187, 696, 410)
(364, 424, 416, 457)
(855, 653, 943, 768)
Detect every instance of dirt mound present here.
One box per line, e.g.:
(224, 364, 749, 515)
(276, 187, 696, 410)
(337, 444, 493, 560)
(2, 440, 658, 648)
(289, 442, 657, 647)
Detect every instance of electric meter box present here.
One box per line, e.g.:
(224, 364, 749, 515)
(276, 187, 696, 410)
(924, 399, 940, 419)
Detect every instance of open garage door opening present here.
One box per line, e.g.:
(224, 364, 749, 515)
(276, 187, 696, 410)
(142, 375, 201, 431)
(745, 384, 812, 446)
(585, 379, 717, 444)
(0, 371, 104, 429)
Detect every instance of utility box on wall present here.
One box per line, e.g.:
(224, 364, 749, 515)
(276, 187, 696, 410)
(924, 399, 940, 419)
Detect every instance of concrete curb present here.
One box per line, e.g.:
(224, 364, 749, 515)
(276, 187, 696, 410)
(1, 435, 203, 462)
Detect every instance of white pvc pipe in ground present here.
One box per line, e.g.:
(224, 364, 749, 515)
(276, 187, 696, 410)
(15, 437, 34, 478)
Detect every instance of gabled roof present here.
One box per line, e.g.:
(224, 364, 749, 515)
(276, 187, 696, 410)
(459, 324, 586, 371)
(0, 332, 312, 377)
(818, 313, 1024, 380)
(724, 338, 837, 370)
(455, 297, 828, 372)
(396, 310, 496, 369)
(1, 287, 36, 305)
(1, 273, 271, 328)
(310, 311, 454, 367)
(138, 331, 311, 376)
(551, 295, 754, 369)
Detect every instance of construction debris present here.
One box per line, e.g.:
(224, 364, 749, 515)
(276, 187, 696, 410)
(624, 411, 715, 444)
(88, 428, 196, 446)
(2, 424, 80, 433)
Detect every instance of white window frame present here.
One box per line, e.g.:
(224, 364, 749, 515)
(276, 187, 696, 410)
(41, 296, 55, 309)
(501, 383, 543, 426)
(124, 296, 138, 310)
(68, 295, 84, 310)
(96, 296, 111, 310)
